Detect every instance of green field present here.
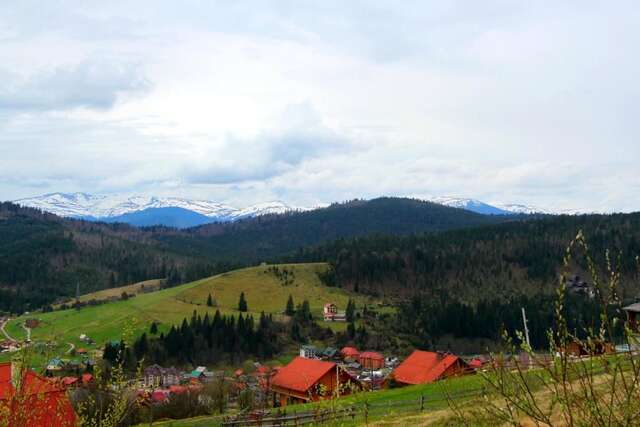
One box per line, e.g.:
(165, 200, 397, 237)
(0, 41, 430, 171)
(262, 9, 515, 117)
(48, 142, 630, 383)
(141, 374, 486, 427)
(2, 263, 376, 367)
(55, 278, 164, 307)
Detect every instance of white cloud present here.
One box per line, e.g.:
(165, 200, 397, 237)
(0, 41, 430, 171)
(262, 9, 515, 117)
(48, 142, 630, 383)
(0, 1, 638, 212)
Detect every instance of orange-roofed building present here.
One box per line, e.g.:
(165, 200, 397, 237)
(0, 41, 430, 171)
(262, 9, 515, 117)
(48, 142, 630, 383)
(271, 357, 356, 406)
(359, 351, 385, 369)
(0, 362, 77, 426)
(340, 346, 360, 361)
(392, 351, 468, 386)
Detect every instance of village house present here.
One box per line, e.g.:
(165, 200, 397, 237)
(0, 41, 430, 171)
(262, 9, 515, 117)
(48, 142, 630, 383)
(340, 346, 360, 362)
(46, 358, 65, 373)
(140, 365, 181, 388)
(392, 350, 468, 386)
(359, 351, 385, 369)
(299, 345, 318, 359)
(623, 302, 640, 333)
(189, 366, 215, 383)
(1, 362, 77, 426)
(270, 357, 356, 406)
(323, 303, 346, 322)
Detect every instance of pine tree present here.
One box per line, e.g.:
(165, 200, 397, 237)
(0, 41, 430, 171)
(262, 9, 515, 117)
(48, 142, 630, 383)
(207, 293, 214, 307)
(285, 294, 295, 316)
(238, 292, 248, 312)
(150, 321, 158, 335)
(346, 299, 356, 322)
(347, 321, 356, 339)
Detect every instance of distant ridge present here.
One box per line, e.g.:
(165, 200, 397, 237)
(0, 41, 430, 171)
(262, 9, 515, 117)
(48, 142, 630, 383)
(12, 192, 552, 228)
(13, 193, 309, 228)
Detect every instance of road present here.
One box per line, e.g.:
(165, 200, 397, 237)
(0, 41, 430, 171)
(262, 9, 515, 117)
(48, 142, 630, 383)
(21, 323, 31, 341)
(0, 318, 17, 342)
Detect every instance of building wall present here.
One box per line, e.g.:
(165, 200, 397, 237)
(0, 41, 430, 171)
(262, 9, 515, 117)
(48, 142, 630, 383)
(273, 369, 355, 407)
(360, 357, 384, 369)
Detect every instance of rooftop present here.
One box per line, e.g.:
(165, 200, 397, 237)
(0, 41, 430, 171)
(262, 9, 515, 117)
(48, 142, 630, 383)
(271, 357, 336, 393)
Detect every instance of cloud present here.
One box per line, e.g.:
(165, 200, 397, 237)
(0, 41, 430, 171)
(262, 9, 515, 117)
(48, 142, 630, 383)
(182, 103, 353, 184)
(0, 59, 150, 112)
(0, 1, 638, 212)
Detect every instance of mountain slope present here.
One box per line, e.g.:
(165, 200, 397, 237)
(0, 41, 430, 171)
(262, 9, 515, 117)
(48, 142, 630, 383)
(1, 263, 373, 362)
(103, 207, 215, 228)
(290, 211, 640, 301)
(156, 197, 508, 262)
(0, 202, 234, 313)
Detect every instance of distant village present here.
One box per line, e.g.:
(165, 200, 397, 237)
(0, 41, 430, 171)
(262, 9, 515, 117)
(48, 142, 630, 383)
(2, 298, 635, 422)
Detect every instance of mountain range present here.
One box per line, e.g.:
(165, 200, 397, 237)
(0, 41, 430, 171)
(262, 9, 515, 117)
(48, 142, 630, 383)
(12, 192, 547, 228)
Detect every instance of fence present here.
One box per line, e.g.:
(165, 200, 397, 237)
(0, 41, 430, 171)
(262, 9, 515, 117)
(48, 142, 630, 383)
(221, 388, 484, 426)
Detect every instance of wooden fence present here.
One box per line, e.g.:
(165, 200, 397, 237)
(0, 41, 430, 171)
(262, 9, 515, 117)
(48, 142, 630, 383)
(221, 388, 484, 426)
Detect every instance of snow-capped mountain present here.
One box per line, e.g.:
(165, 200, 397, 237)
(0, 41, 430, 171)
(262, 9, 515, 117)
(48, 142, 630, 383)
(426, 196, 511, 215)
(13, 192, 554, 228)
(13, 193, 304, 223)
(423, 196, 548, 215)
(491, 203, 550, 215)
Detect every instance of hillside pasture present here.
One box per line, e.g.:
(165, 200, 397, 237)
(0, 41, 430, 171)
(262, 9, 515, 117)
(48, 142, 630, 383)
(1, 263, 372, 366)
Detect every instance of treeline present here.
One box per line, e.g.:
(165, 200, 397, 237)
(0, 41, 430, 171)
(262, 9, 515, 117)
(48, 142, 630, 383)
(394, 293, 621, 350)
(287, 213, 640, 302)
(0, 202, 239, 314)
(154, 197, 506, 262)
(115, 303, 334, 368)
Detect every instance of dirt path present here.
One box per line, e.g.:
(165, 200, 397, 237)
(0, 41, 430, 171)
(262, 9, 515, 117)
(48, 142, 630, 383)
(21, 323, 31, 341)
(0, 318, 16, 342)
(66, 342, 75, 355)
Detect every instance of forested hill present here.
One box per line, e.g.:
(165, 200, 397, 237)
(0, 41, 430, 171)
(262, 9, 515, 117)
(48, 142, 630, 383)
(154, 197, 509, 262)
(286, 212, 640, 302)
(0, 198, 505, 313)
(0, 203, 234, 313)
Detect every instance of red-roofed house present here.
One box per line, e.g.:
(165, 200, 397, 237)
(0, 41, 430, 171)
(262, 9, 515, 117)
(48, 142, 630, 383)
(468, 358, 484, 370)
(340, 347, 360, 361)
(271, 357, 356, 406)
(0, 362, 76, 426)
(392, 351, 468, 386)
(359, 351, 385, 369)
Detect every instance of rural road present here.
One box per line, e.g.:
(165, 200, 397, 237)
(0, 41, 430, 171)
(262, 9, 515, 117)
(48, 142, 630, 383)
(66, 342, 75, 355)
(21, 323, 31, 341)
(0, 318, 17, 342)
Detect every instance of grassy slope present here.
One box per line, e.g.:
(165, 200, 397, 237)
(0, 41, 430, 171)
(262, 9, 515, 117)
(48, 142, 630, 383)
(55, 279, 164, 307)
(2, 263, 375, 366)
(145, 374, 485, 427)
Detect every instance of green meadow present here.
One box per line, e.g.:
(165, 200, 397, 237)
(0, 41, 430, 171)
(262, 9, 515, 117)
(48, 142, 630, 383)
(1, 263, 375, 366)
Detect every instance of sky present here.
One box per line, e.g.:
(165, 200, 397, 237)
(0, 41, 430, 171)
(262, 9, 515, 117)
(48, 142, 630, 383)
(0, 1, 638, 212)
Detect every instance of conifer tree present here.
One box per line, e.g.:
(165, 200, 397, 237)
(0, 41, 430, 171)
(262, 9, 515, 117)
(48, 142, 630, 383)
(207, 293, 214, 307)
(238, 292, 248, 312)
(285, 294, 295, 316)
(346, 299, 356, 322)
(150, 321, 158, 335)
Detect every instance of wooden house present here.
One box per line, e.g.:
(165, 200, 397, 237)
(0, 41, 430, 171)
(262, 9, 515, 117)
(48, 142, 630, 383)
(270, 357, 356, 406)
(392, 350, 468, 386)
(359, 351, 385, 369)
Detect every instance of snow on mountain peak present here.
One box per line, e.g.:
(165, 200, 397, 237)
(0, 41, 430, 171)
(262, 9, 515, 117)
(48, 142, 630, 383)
(12, 193, 305, 221)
